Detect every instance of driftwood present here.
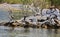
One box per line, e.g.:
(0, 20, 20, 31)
(0, 19, 60, 29)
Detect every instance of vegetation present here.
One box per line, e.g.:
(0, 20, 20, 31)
(0, 0, 33, 4)
(0, 0, 60, 19)
(0, 0, 60, 7)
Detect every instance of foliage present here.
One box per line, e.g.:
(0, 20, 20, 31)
(0, 0, 33, 4)
(0, 0, 60, 7)
(49, 0, 60, 6)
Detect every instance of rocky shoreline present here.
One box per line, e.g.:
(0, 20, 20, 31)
(0, 20, 60, 29)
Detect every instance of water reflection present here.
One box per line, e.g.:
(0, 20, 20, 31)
(24, 28, 30, 33)
(0, 26, 60, 37)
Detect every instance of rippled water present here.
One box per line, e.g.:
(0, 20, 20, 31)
(0, 26, 60, 37)
(0, 5, 60, 37)
(0, 8, 11, 23)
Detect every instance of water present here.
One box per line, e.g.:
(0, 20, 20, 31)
(0, 26, 60, 37)
(0, 8, 11, 23)
(0, 5, 60, 37)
